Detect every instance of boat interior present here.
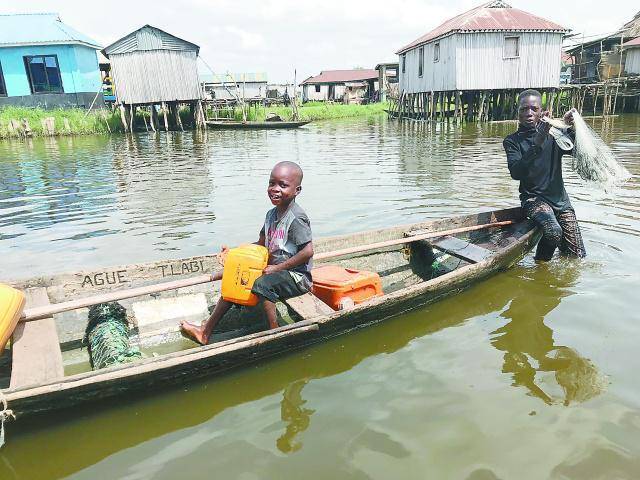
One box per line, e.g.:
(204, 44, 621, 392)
(0, 212, 531, 391)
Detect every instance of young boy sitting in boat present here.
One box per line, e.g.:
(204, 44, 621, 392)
(180, 161, 314, 345)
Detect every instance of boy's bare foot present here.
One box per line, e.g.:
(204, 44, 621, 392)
(180, 321, 208, 345)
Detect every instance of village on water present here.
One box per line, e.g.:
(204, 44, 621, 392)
(0, 1, 639, 478)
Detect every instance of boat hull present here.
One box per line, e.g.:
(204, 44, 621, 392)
(3, 207, 540, 420)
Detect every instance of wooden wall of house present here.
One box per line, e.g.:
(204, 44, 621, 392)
(625, 49, 640, 75)
(303, 84, 346, 101)
(455, 32, 563, 90)
(399, 31, 563, 94)
(399, 35, 457, 93)
(109, 50, 202, 104)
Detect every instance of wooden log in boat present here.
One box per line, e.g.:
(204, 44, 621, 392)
(205, 120, 310, 130)
(1, 207, 540, 421)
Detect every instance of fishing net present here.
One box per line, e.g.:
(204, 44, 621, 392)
(84, 302, 142, 370)
(571, 111, 631, 187)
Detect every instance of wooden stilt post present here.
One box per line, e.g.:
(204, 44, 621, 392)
(148, 106, 156, 132)
(129, 105, 136, 132)
(175, 103, 184, 131)
(162, 102, 169, 132)
(119, 104, 128, 133)
(142, 107, 149, 132)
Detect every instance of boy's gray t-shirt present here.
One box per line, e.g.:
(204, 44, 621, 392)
(260, 202, 313, 285)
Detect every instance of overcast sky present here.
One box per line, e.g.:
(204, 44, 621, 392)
(9, 0, 639, 83)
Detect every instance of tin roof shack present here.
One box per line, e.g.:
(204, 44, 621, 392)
(200, 73, 268, 103)
(0, 13, 102, 108)
(375, 62, 399, 102)
(102, 25, 205, 132)
(266, 83, 294, 103)
(565, 35, 625, 83)
(300, 69, 378, 103)
(393, 1, 568, 122)
(624, 37, 640, 75)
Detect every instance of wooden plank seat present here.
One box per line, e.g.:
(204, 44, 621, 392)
(430, 236, 494, 264)
(404, 229, 495, 264)
(284, 293, 334, 320)
(10, 288, 64, 388)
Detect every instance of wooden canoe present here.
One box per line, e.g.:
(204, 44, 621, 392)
(1, 207, 539, 421)
(206, 120, 310, 130)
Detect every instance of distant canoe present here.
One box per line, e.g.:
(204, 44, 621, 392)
(206, 120, 310, 130)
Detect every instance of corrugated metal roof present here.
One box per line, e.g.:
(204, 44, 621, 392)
(396, 1, 568, 54)
(0, 13, 101, 49)
(103, 25, 199, 57)
(200, 72, 268, 84)
(301, 69, 378, 85)
(624, 37, 640, 47)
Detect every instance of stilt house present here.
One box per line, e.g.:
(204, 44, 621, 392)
(102, 25, 205, 131)
(393, 1, 569, 121)
(624, 37, 640, 75)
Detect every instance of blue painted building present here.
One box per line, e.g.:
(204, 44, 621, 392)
(0, 13, 102, 108)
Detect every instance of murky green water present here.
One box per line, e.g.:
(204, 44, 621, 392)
(0, 115, 639, 479)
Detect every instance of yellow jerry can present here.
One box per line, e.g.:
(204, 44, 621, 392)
(0, 284, 26, 351)
(221, 245, 269, 306)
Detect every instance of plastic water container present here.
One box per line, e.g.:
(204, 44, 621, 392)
(311, 265, 383, 311)
(0, 284, 26, 351)
(221, 244, 269, 306)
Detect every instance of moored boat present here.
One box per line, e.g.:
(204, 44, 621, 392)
(206, 120, 310, 130)
(1, 207, 539, 422)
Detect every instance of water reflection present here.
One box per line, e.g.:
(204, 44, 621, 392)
(276, 379, 314, 453)
(491, 263, 606, 405)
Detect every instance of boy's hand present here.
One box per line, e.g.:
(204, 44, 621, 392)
(217, 245, 230, 267)
(263, 264, 282, 275)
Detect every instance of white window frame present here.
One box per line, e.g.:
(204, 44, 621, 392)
(434, 43, 440, 63)
(418, 46, 424, 77)
(504, 35, 520, 59)
(402, 54, 406, 73)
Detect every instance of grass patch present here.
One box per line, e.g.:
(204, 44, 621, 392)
(0, 101, 389, 138)
(208, 102, 389, 122)
(0, 106, 123, 138)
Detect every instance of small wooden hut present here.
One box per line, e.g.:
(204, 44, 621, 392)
(300, 69, 378, 103)
(102, 25, 205, 132)
(393, 0, 569, 122)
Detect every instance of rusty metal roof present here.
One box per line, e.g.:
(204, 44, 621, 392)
(624, 37, 640, 47)
(396, 1, 568, 54)
(301, 69, 378, 85)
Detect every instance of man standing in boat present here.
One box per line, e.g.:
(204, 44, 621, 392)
(503, 89, 586, 261)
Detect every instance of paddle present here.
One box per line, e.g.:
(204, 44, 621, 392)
(17, 219, 514, 322)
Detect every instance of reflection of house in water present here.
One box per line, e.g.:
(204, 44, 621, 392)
(490, 265, 606, 405)
(109, 135, 216, 238)
(0, 138, 118, 236)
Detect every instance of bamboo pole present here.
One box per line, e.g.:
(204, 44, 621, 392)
(19, 220, 515, 322)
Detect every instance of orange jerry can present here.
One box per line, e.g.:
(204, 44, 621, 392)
(221, 244, 269, 306)
(311, 265, 383, 310)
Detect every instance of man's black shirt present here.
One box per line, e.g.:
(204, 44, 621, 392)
(503, 124, 573, 212)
